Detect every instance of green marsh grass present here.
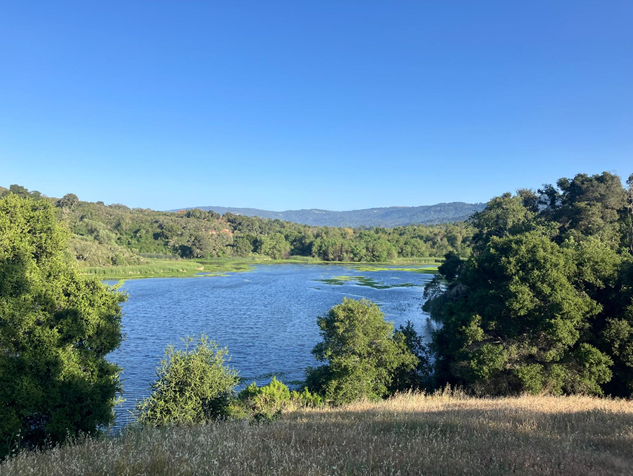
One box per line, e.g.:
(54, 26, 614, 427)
(80, 256, 443, 280)
(81, 259, 255, 279)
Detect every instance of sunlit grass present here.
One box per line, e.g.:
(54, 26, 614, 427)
(80, 257, 443, 280)
(81, 259, 254, 279)
(3, 391, 632, 475)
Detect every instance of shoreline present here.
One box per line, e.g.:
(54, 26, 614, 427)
(81, 257, 443, 280)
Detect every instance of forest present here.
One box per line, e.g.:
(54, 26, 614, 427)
(0, 184, 473, 266)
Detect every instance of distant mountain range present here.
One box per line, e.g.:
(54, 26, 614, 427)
(172, 202, 486, 228)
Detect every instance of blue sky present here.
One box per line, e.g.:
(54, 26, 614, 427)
(1, 1, 631, 211)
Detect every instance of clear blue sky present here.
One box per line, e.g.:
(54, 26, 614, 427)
(1, 1, 631, 211)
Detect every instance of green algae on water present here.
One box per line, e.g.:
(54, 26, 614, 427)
(316, 275, 418, 289)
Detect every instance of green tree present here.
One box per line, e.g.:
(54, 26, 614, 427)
(258, 233, 291, 259)
(366, 238, 397, 262)
(430, 231, 613, 395)
(306, 298, 417, 404)
(6, 184, 30, 198)
(57, 193, 79, 209)
(390, 321, 432, 392)
(0, 194, 124, 457)
(550, 172, 628, 248)
(232, 234, 256, 256)
(136, 335, 238, 425)
(438, 251, 462, 282)
(185, 208, 206, 219)
(469, 193, 536, 252)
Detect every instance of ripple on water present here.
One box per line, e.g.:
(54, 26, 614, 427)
(107, 264, 437, 426)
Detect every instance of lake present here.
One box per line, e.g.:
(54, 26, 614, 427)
(108, 264, 436, 426)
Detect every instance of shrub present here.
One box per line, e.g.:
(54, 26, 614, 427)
(237, 378, 323, 422)
(290, 387, 324, 408)
(136, 335, 238, 425)
(237, 377, 291, 422)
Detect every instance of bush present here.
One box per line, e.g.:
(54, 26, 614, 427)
(136, 335, 238, 425)
(237, 377, 291, 422)
(236, 378, 323, 422)
(306, 298, 418, 404)
(290, 387, 324, 408)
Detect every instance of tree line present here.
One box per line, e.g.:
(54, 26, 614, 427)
(1, 185, 473, 267)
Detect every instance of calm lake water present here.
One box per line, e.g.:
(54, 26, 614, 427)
(107, 264, 436, 426)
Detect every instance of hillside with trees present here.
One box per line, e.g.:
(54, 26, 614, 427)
(2, 172, 633, 475)
(174, 202, 486, 227)
(0, 185, 474, 267)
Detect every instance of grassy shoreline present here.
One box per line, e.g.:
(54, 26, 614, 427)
(3, 391, 632, 475)
(80, 256, 442, 280)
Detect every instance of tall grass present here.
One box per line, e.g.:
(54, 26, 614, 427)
(81, 260, 209, 279)
(80, 259, 258, 279)
(3, 391, 632, 475)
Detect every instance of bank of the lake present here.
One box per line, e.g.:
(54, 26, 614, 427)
(106, 263, 437, 427)
(81, 256, 442, 280)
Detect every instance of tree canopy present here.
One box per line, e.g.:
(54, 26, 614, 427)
(425, 171, 633, 397)
(306, 298, 418, 404)
(0, 194, 125, 457)
(1, 184, 476, 267)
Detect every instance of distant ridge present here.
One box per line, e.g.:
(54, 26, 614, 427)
(171, 202, 485, 227)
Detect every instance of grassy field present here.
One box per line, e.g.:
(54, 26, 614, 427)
(2, 391, 632, 475)
(80, 256, 442, 280)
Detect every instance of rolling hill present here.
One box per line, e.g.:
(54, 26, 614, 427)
(173, 202, 485, 227)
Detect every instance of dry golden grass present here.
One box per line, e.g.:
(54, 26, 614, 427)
(2, 391, 633, 475)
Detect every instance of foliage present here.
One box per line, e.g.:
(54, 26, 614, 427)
(237, 377, 291, 422)
(135, 335, 238, 426)
(290, 386, 324, 407)
(234, 377, 322, 422)
(549, 172, 628, 247)
(257, 233, 291, 259)
(437, 251, 462, 282)
(469, 193, 537, 250)
(306, 298, 418, 404)
(426, 171, 633, 397)
(390, 321, 432, 392)
(2, 184, 476, 267)
(0, 194, 124, 458)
